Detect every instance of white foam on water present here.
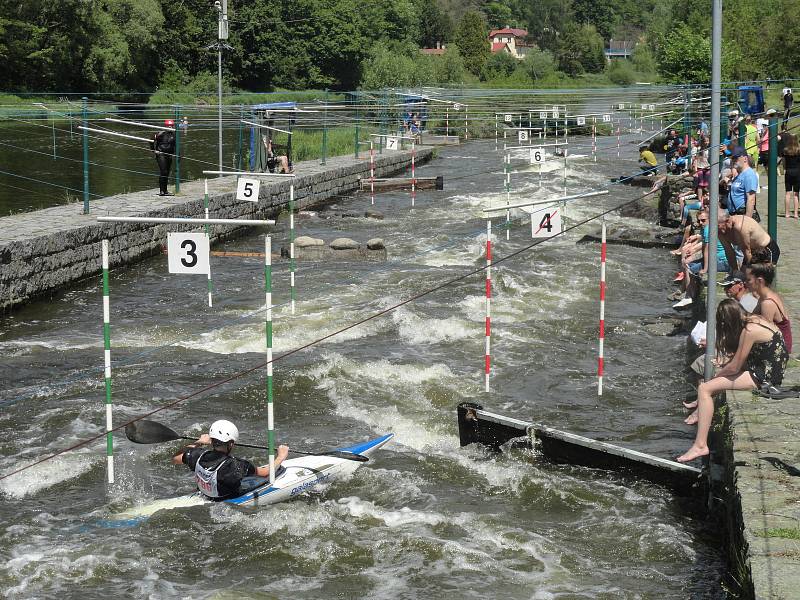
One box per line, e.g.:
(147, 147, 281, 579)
(0, 450, 99, 498)
(391, 307, 476, 345)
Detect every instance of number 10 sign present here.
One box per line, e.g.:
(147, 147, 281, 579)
(168, 232, 210, 274)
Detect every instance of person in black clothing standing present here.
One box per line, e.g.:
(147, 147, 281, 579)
(172, 419, 289, 500)
(783, 88, 794, 125)
(150, 119, 177, 196)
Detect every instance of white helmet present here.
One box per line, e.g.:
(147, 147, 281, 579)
(209, 420, 239, 443)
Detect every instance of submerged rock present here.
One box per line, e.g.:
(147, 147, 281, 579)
(364, 209, 384, 220)
(366, 238, 385, 250)
(295, 236, 325, 248)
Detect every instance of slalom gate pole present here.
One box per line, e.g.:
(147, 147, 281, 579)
(495, 114, 498, 151)
(592, 117, 597, 162)
(265, 235, 275, 484)
(505, 153, 511, 240)
(465, 105, 469, 140)
(101, 239, 114, 483)
(290, 184, 296, 314)
(204, 179, 213, 307)
(598, 220, 607, 395)
(446, 108, 449, 138)
(485, 220, 492, 393)
(174, 105, 181, 194)
(411, 141, 416, 207)
(617, 121, 621, 158)
(370, 140, 375, 206)
(82, 97, 90, 215)
(563, 150, 568, 196)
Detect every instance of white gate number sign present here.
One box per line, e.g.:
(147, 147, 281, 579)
(539, 111, 547, 120)
(386, 136, 399, 150)
(603, 114, 611, 122)
(530, 147, 545, 164)
(504, 114, 513, 122)
(531, 204, 562, 238)
(236, 177, 260, 202)
(518, 130, 529, 142)
(576, 116, 586, 126)
(168, 232, 210, 275)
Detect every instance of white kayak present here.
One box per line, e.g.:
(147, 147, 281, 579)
(110, 433, 393, 523)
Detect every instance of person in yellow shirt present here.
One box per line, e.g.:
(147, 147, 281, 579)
(639, 144, 658, 175)
(744, 115, 759, 166)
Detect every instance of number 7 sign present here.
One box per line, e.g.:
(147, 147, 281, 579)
(167, 232, 210, 274)
(531, 204, 562, 238)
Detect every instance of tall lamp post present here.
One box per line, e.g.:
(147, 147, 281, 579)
(214, 0, 230, 174)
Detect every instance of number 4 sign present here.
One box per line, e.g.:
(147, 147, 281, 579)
(531, 204, 561, 238)
(168, 232, 210, 274)
(236, 177, 260, 202)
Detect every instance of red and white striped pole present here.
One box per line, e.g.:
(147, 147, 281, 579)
(370, 140, 375, 205)
(411, 140, 416, 207)
(598, 220, 607, 395)
(485, 220, 492, 392)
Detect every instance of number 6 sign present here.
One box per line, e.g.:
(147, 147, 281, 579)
(168, 232, 210, 274)
(531, 204, 561, 238)
(530, 147, 545, 164)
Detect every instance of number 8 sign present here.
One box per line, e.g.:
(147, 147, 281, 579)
(531, 204, 561, 238)
(168, 232, 210, 274)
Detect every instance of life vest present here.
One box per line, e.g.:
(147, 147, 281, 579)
(155, 130, 176, 154)
(194, 451, 233, 498)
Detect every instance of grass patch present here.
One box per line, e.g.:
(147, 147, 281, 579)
(754, 527, 800, 539)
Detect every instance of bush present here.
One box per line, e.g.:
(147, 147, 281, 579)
(606, 60, 636, 85)
(485, 51, 519, 79)
(521, 49, 557, 81)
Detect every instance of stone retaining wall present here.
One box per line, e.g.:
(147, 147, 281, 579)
(0, 148, 432, 312)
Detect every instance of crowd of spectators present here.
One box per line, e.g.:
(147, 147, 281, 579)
(644, 96, 795, 462)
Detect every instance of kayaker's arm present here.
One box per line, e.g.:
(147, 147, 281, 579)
(171, 434, 212, 465)
(254, 444, 289, 477)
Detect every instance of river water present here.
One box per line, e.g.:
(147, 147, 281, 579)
(0, 133, 725, 598)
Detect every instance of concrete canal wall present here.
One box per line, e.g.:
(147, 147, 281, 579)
(0, 148, 432, 313)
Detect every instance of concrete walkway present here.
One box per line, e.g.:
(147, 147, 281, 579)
(727, 185, 800, 599)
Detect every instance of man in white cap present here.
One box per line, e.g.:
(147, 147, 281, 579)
(172, 419, 289, 500)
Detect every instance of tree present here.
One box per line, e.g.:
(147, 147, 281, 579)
(764, 0, 800, 79)
(485, 50, 518, 79)
(454, 11, 489, 77)
(572, 0, 617, 40)
(432, 46, 466, 83)
(521, 48, 557, 81)
(418, 0, 453, 47)
(557, 24, 605, 75)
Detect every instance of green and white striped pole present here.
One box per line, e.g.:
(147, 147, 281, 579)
(504, 152, 511, 240)
(265, 235, 275, 484)
(204, 178, 213, 307)
(101, 239, 114, 483)
(289, 184, 296, 314)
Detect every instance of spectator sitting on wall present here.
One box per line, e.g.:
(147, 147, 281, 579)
(677, 299, 788, 462)
(262, 136, 292, 174)
(747, 262, 793, 353)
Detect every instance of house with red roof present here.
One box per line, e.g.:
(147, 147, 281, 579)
(488, 28, 532, 59)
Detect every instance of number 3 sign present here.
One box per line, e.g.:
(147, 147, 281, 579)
(168, 232, 210, 274)
(531, 204, 562, 238)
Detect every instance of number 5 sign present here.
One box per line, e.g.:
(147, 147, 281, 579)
(168, 232, 210, 274)
(236, 177, 260, 202)
(531, 204, 561, 238)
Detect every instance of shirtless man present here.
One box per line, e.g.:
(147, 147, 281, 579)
(717, 210, 780, 268)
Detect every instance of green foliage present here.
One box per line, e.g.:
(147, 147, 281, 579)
(360, 44, 434, 89)
(454, 11, 489, 77)
(418, 0, 453, 47)
(432, 46, 467, 84)
(606, 60, 636, 85)
(558, 24, 606, 76)
(521, 49, 557, 82)
(485, 51, 519, 79)
(631, 44, 657, 76)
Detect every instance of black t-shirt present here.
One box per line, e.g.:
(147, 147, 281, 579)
(154, 130, 176, 154)
(183, 448, 256, 498)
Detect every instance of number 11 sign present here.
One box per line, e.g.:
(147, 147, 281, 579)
(531, 204, 561, 238)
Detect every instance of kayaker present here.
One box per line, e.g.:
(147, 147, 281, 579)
(171, 419, 289, 500)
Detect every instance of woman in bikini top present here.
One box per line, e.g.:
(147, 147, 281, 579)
(678, 299, 789, 463)
(746, 263, 792, 352)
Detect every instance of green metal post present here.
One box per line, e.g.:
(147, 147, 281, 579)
(174, 105, 181, 194)
(321, 89, 328, 165)
(236, 106, 244, 171)
(102, 239, 114, 483)
(768, 118, 778, 243)
(738, 121, 746, 149)
(82, 97, 90, 214)
(354, 95, 360, 159)
(265, 235, 275, 484)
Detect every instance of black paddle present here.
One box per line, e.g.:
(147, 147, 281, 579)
(125, 420, 368, 462)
